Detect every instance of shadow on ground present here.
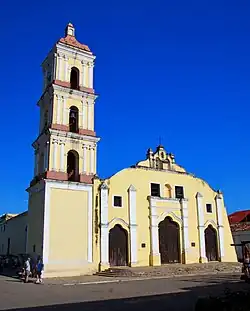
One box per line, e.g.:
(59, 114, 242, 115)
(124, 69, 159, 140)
(6, 277, 250, 311)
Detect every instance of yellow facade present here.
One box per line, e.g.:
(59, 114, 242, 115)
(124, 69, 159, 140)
(17, 23, 237, 278)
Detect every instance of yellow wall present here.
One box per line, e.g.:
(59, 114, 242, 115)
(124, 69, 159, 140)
(27, 184, 45, 257)
(45, 186, 96, 277)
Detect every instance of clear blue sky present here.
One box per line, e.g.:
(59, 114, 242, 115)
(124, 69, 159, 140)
(0, 0, 249, 215)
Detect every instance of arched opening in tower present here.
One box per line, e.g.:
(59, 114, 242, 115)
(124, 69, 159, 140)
(69, 106, 79, 133)
(67, 150, 80, 182)
(70, 67, 79, 90)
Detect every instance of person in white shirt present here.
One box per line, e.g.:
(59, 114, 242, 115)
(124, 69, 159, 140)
(24, 258, 31, 283)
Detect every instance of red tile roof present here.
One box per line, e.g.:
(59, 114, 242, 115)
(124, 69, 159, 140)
(58, 35, 91, 52)
(228, 210, 250, 224)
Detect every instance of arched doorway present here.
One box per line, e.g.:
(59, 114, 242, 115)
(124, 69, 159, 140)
(205, 225, 219, 261)
(109, 225, 128, 266)
(158, 217, 181, 264)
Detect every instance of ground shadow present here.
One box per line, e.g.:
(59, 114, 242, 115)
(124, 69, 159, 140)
(4, 277, 250, 311)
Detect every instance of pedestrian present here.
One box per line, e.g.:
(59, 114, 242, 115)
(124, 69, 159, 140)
(35, 258, 44, 284)
(24, 257, 31, 283)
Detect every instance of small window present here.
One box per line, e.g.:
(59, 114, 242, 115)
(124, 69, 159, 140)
(113, 196, 122, 207)
(33, 244, 36, 253)
(151, 183, 160, 197)
(175, 186, 184, 199)
(206, 204, 212, 213)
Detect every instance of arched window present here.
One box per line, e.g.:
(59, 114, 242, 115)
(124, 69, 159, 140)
(67, 150, 79, 182)
(69, 106, 79, 133)
(70, 67, 79, 90)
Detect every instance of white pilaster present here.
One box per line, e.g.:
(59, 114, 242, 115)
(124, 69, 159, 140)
(56, 95, 61, 124)
(88, 63, 93, 88)
(196, 192, 206, 262)
(80, 61, 85, 86)
(53, 53, 57, 80)
(57, 54, 61, 80)
(82, 145, 87, 173)
(149, 198, 160, 256)
(128, 185, 137, 264)
(181, 199, 189, 260)
(89, 146, 95, 174)
(52, 140, 58, 171)
(87, 101, 91, 130)
(216, 192, 225, 258)
(60, 142, 65, 171)
(62, 97, 67, 125)
(100, 183, 109, 266)
(64, 56, 68, 81)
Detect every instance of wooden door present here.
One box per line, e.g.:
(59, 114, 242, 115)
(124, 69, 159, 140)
(205, 225, 219, 261)
(159, 217, 181, 264)
(109, 225, 128, 266)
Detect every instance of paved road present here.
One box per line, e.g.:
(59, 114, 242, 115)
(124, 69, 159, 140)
(0, 274, 248, 310)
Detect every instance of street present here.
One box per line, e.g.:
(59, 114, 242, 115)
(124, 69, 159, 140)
(0, 273, 249, 310)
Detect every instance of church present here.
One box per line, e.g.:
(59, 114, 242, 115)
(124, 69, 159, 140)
(1, 24, 237, 277)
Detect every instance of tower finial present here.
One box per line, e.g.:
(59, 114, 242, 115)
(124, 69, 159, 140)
(65, 22, 75, 37)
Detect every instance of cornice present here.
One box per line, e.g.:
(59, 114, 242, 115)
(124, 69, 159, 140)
(49, 128, 100, 143)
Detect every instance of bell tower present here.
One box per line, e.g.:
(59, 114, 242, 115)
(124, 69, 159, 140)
(27, 24, 99, 276)
(32, 22, 99, 184)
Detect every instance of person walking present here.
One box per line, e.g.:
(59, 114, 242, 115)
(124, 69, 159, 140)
(24, 257, 31, 283)
(35, 258, 44, 284)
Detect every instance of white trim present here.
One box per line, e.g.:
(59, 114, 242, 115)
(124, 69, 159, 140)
(42, 180, 93, 266)
(56, 42, 95, 60)
(128, 185, 137, 264)
(181, 199, 189, 256)
(204, 219, 218, 228)
(52, 140, 58, 170)
(62, 97, 67, 125)
(89, 147, 95, 174)
(149, 198, 160, 256)
(53, 84, 97, 101)
(56, 95, 61, 124)
(82, 145, 87, 173)
(196, 193, 206, 260)
(49, 129, 100, 144)
(100, 183, 109, 265)
(64, 56, 68, 81)
(215, 194, 225, 258)
(88, 64, 93, 88)
(112, 195, 123, 208)
(108, 218, 130, 229)
(157, 211, 183, 225)
(87, 102, 91, 130)
(60, 142, 65, 171)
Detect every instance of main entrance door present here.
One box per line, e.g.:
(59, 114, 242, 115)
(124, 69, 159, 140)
(205, 225, 219, 261)
(158, 217, 181, 264)
(109, 225, 128, 266)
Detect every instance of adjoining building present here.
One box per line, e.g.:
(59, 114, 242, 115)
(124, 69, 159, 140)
(0, 23, 237, 277)
(228, 210, 250, 261)
(0, 212, 27, 255)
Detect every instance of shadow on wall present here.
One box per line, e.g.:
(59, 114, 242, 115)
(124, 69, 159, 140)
(7, 276, 250, 311)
